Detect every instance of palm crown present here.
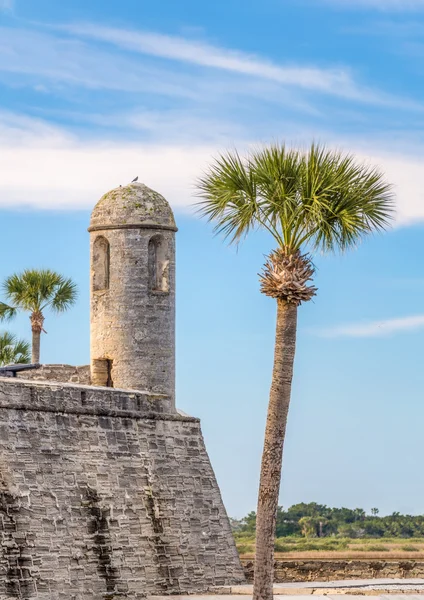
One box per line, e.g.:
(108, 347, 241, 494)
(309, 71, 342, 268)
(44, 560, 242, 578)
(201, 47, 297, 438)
(0, 269, 77, 318)
(197, 143, 394, 253)
(0, 269, 78, 363)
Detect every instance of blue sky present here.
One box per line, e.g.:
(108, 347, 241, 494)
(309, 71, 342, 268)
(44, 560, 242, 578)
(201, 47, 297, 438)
(1, 0, 424, 519)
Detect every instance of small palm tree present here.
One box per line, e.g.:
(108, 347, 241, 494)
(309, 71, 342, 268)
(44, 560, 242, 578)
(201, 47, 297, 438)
(197, 143, 394, 600)
(0, 331, 30, 367)
(0, 269, 78, 363)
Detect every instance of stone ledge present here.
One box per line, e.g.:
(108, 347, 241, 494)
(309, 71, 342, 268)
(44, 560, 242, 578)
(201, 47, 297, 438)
(0, 377, 196, 420)
(206, 579, 424, 596)
(15, 363, 91, 385)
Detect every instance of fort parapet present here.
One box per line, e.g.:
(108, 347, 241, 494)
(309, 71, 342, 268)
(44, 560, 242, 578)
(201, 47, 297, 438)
(16, 364, 91, 385)
(0, 376, 244, 598)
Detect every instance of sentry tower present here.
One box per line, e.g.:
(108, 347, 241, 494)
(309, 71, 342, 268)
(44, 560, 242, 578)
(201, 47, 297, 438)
(88, 182, 176, 407)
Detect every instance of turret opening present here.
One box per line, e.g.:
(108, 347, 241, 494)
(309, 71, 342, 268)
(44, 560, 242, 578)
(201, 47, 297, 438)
(92, 236, 110, 292)
(148, 235, 169, 293)
(91, 359, 113, 387)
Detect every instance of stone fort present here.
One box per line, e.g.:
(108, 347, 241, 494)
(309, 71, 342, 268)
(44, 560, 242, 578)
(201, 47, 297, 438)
(0, 183, 244, 599)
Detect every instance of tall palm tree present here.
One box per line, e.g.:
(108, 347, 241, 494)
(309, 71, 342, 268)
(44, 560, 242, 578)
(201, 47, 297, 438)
(0, 269, 78, 363)
(0, 331, 30, 367)
(196, 144, 394, 600)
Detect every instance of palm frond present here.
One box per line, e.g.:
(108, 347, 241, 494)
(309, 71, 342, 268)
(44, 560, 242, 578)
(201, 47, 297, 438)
(12, 338, 31, 360)
(0, 302, 17, 321)
(196, 151, 264, 244)
(299, 144, 394, 252)
(0, 331, 30, 366)
(49, 277, 78, 312)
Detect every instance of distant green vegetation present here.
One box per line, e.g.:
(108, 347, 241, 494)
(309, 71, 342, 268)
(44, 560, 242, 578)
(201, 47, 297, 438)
(232, 534, 424, 556)
(273, 538, 349, 553)
(231, 503, 424, 541)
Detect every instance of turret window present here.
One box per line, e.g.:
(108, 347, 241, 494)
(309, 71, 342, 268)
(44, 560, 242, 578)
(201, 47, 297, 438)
(148, 235, 169, 293)
(92, 236, 110, 291)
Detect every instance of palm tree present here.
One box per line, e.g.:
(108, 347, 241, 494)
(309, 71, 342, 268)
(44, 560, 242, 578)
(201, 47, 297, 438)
(0, 269, 78, 363)
(196, 143, 394, 600)
(0, 331, 30, 366)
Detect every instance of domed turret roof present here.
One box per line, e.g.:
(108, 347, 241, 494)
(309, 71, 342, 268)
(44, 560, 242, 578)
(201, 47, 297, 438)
(89, 182, 176, 231)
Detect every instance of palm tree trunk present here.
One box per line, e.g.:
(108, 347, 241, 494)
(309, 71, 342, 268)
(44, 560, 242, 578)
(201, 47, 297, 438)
(31, 330, 41, 364)
(30, 311, 44, 364)
(253, 299, 298, 600)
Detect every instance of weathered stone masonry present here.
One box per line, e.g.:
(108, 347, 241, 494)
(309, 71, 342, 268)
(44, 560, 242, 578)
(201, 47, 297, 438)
(16, 365, 90, 385)
(0, 378, 244, 598)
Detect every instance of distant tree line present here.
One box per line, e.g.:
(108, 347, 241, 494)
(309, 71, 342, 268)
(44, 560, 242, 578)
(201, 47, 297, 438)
(231, 503, 424, 538)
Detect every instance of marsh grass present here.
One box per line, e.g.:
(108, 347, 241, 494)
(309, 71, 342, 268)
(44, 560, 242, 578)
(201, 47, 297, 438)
(235, 535, 424, 558)
(355, 545, 390, 552)
(237, 543, 254, 554)
(274, 538, 349, 553)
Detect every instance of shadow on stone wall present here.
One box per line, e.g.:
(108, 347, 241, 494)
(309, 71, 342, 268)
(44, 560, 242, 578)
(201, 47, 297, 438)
(80, 484, 125, 599)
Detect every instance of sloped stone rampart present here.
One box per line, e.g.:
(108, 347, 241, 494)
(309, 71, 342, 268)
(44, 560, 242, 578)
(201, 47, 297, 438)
(0, 378, 244, 599)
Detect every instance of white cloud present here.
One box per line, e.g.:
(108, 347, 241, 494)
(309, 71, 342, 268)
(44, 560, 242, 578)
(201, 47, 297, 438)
(352, 150, 424, 226)
(1, 110, 424, 225)
(315, 315, 424, 338)
(0, 145, 207, 211)
(0, 112, 215, 211)
(321, 0, 424, 9)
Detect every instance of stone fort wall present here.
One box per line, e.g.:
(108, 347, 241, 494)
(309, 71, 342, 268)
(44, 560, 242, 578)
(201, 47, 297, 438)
(241, 557, 424, 582)
(0, 377, 244, 599)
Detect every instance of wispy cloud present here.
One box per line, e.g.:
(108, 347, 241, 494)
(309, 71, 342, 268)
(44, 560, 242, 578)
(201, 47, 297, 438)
(321, 0, 424, 9)
(0, 28, 206, 98)
(59, 23, 421, 109)
(0, 26, 346, 116)
(316, 315, 424, 338)
(0, 0, 13, 12)
(62, 23, 352, 93)
(0, 23, 420, 114)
